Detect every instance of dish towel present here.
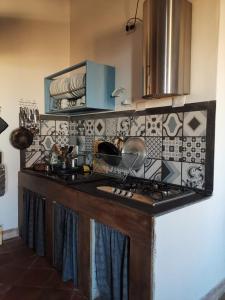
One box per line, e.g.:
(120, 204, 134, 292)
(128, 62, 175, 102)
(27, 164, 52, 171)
(95, 222, 129, 300)
(22, 189, 45, 256)
(53, 202, 78, 287)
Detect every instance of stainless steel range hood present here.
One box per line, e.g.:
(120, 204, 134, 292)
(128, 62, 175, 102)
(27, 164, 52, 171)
(143, 0, 192, 98)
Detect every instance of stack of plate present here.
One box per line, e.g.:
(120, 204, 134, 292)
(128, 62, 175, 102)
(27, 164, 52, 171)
(49, 73, 86, 101)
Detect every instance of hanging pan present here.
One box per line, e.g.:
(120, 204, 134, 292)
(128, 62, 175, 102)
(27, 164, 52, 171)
(10, 127, 33, 150)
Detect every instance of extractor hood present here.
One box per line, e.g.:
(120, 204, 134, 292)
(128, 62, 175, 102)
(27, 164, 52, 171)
(143, 0, 192, 98)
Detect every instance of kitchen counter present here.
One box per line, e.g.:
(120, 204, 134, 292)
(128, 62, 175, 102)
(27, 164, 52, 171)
(20, 169, 207, 216)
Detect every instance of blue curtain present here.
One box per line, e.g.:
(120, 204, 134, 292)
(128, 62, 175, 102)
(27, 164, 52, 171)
(22, 189, 45, 256)
(53, 202, 78, 287)
(95, 222, 129, 300)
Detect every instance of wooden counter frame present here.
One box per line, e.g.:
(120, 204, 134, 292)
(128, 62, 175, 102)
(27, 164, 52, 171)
(18, 171, 154, 300)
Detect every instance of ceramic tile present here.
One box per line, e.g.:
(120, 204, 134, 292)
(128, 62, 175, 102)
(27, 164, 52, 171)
(40, 136, 55, 151)
(25, 151, 44, 168)
(182, 162, 205, 190)
(145, 137, 162, 159)
(144, 159, 162, 181)
(40, 120, 55, 136)
(183, 136, 206, 163)
(76, 120, 85, 136)
(162, 161, 181, 185)
(85, 119, 95, 136)
(105, 118, 118, 136)
(95, 119, 106, 136)
(162, 137, 183, 162)
(55, 135, 69, 147)
(85, 136, 94, 152)
(117, 117, 130, 137)
(183, 110, 207, 136)
(163, 112, 183, 137)
(55, 120, 69, 135)
(146, 114, 162, 136)
(69, 121, 78, 136)
(130, 116, 146, 136)
(26, 136, 41, 152)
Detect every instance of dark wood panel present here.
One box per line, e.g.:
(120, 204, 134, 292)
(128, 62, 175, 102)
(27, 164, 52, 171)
(18, 171, 154, 300)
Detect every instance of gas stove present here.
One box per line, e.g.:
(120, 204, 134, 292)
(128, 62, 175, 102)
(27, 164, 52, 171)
(97, 177, 196, 206)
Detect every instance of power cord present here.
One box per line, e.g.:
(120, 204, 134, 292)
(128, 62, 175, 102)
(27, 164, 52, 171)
(125, 0, 142, 33)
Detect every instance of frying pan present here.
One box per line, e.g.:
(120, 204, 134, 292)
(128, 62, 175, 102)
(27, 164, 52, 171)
(10, 127, 33, 150)
(97, 142, 121, 166)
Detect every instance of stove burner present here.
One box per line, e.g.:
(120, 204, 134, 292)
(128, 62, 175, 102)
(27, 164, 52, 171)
(98, 177, 196, 206)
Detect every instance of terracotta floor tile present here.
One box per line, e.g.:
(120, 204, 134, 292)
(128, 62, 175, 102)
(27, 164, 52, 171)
(0, 266, 27, 284)
(15, 268, 54, 288)
(0, 253, 14, 267)
(45, 270, 75, 291)
(39, 288, 73, 300)
(2, 286, 42, 300)
(30, 256, 53, 270)
(0, 283, 12, 296)
(0, 238, 85, 300)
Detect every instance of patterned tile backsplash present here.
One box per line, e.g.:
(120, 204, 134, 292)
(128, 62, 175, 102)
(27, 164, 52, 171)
(24, 101, 216, 193)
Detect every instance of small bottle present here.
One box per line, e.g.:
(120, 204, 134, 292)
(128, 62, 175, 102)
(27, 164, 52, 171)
(0, 152, 5, 197)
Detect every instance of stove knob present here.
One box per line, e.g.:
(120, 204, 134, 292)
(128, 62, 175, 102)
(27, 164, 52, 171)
(115, 188, 121, 195)
(126, 191, 133, 198)
(112, 187, 116, 193)
(120, 190, 128, 197)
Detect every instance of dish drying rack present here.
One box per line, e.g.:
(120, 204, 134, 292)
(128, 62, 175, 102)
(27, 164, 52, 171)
(77, 151, 139, 182)
(44, 60, 115, 114)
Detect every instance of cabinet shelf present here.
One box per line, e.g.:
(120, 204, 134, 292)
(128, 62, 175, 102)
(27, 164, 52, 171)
(44, 60, 115, 115)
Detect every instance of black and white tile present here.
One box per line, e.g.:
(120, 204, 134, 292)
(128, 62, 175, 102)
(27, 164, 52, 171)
(162, 161, 182, 185)
(85, 119, 95, 136)
(40, 135, 55, 151)
(56, 135, 69, 147)
(183, 137, 206, 163)
(144, 159, 162, 181)
(162, 137, 183, 162)
(183, 110, 207, 136)
(145, 137, 162, 159)
(130, 116, 146, 136)
(55, 120, 69, 135)
(26, 136, 41, 152)
(69, 121, 78, 136)
(117, 117, 130, 137)
(40, 120, 55, 136)
(146, 114, 162, 136)
(95, 119, 106, 136)
(105, 118, 118, 136)
(77, 120, 85, 136)
(85, 136, 94, 152)
(25, 151, 44, 168)
(163, 113, 183, 137)
(182, 162, 205, 190)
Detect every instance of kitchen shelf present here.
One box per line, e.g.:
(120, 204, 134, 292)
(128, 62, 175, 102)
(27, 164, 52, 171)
(44, 60, 115, 115)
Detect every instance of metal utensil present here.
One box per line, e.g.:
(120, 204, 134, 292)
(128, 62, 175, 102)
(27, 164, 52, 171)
(122, 137, 146, 170)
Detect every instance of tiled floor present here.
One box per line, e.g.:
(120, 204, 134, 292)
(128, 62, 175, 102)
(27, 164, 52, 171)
(0, 238, 84, 300)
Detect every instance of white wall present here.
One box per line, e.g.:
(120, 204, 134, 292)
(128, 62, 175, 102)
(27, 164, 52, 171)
(70, 0, 219, 110)
(0, 0, 70, 230)
(70, 0, 224, 299)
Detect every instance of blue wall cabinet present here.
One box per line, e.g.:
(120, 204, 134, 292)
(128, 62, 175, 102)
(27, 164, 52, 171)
(45, 61, 115, 114)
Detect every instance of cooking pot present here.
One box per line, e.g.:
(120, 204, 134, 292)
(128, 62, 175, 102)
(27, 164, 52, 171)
(10, 127, 33, 150)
